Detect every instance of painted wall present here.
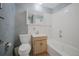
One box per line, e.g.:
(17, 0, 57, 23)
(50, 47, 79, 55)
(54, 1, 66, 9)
(15, 4, 53, 46)
(50, 4, 79, 55)
(15, 11, 28, 47)
(0, 3, 15, 55)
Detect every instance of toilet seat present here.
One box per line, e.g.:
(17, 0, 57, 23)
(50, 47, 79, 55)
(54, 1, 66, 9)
(18, 44, 31, 56)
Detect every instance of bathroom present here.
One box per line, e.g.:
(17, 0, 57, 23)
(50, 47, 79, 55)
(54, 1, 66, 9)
(0, 3, 79, 56)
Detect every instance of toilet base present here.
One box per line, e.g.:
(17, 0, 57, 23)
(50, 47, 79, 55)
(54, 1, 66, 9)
(14, 47, 30, 56)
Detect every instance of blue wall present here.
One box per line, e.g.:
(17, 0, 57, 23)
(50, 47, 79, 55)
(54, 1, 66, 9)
(0, 3, 16, 56)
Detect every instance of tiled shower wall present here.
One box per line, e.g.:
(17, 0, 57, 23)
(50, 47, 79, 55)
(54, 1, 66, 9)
(51, 4, 79, 55)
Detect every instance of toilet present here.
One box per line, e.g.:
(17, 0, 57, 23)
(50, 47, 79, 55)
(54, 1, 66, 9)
(18, 34, 31, 56)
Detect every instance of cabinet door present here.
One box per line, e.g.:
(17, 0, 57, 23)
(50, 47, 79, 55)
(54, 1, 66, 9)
(41, 39, 47, 53)
(33, 40, 43, 55)
(32, 37, 47, 55)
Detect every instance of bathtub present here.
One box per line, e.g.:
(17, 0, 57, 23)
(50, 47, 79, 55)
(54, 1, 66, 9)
(48, 40, 79, 56)
(48, 41, 62, 56)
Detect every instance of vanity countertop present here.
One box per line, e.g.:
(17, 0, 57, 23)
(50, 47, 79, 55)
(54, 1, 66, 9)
(32, 34, 47, 37)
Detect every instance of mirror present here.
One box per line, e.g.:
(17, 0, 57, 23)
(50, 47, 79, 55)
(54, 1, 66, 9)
(28, 13, 43, 24)
(33, 15, 43, 24)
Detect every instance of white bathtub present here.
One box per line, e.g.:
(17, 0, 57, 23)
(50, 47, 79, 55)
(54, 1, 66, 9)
(48, 41, 62, 56)
(48, 40, 79, 56)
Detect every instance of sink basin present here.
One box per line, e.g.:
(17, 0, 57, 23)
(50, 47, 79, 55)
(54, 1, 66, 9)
(32, 34, 46, 37)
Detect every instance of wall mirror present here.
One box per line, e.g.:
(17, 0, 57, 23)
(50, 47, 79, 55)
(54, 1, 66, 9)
(28, 13, 44, 24)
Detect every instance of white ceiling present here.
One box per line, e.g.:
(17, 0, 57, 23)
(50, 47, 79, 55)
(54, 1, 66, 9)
(42, 3, 59, 10)
(15, 3, 71, 14)
(15, 3, 59, 10)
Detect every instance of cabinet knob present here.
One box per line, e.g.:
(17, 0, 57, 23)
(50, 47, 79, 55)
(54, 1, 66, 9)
(40, 42, 43, 46)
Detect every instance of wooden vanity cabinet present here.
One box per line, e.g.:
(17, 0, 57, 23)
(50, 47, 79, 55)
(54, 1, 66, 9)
(31, 36, 48, 56)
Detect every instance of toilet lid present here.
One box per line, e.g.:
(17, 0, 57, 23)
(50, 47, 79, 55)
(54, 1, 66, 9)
(18, 44, 31, 56)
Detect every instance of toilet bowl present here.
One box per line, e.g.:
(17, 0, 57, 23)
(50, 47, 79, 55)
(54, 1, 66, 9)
(18, 44, 31, 56)
(18, 34, 31, 56)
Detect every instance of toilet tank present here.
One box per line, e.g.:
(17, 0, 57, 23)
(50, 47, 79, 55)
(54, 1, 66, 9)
(19, 34, 31, 44)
